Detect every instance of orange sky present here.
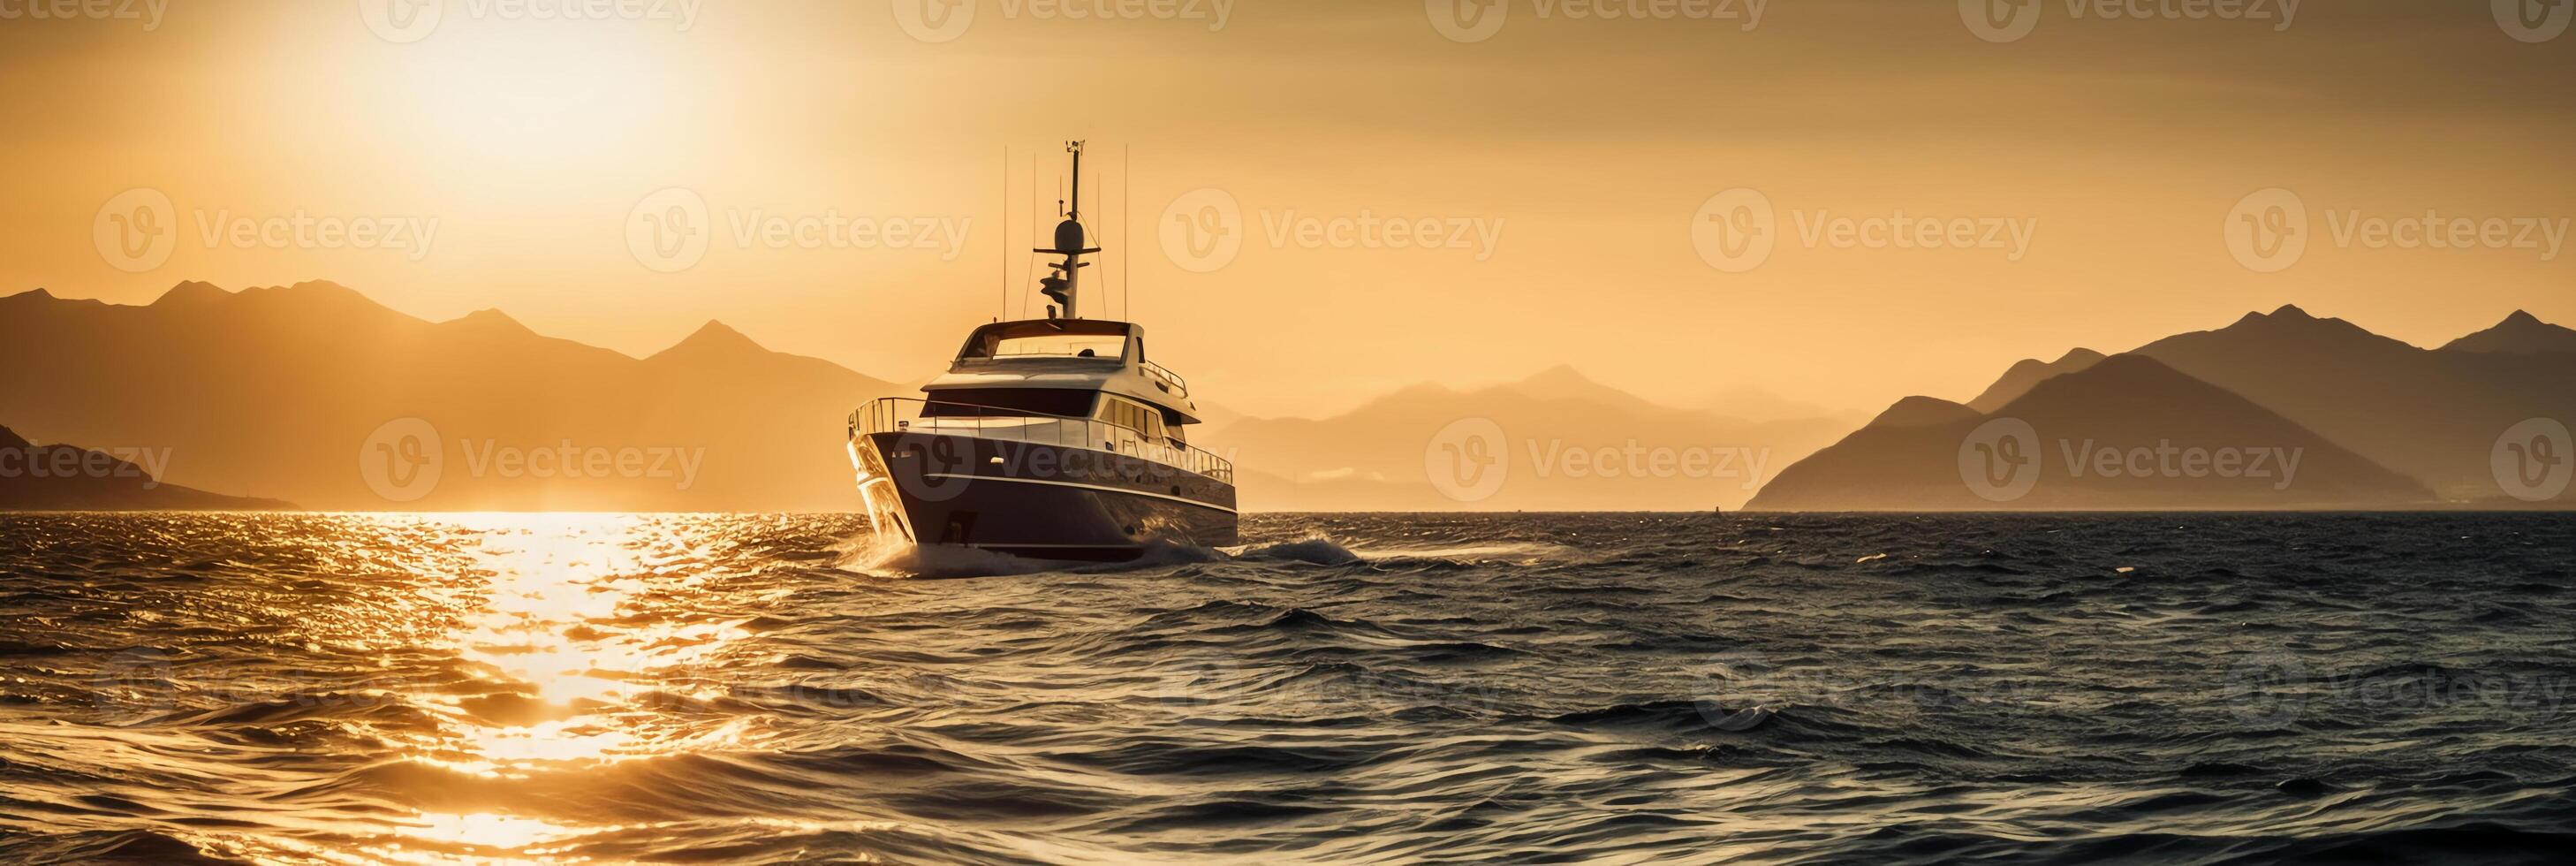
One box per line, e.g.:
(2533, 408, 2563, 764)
(2, 0, 2569, 418)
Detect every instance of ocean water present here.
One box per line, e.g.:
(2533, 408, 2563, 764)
(1, 513, 2572, 864)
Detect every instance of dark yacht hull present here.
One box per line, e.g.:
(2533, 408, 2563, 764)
(852, 431, 1239, 561)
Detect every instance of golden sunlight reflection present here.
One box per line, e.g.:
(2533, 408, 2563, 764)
(371, 515, 761, 853)
(384, 811, 598, 856)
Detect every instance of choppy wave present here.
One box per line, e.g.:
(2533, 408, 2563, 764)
(2, 512, 2573, 863)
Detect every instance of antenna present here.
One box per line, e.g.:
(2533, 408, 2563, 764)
(1034, 141, 1100, 319)
(998, 145, 1008, 321)
(1122, 143, 1133, 321)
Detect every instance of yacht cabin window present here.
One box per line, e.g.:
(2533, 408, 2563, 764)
(1097, 395, 1167, 441)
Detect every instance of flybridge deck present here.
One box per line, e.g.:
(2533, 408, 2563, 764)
(925, 318, 1204, 425)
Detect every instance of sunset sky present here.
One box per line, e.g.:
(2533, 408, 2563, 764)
(2, 0, 2568, 419)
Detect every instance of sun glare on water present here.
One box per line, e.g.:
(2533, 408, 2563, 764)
(352, 514, 769, 858)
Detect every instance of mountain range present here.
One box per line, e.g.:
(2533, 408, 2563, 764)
(6, 284, 2566, 513)
(1, 282, 1858, 512)
(0, 424, 289, 511)
(1223, 366, 1860, 512)
(0, 282, 896, 511)
(1749, 307, 2576, 511)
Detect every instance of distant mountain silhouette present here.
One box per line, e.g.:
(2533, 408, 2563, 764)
(0, 424, 291, 511)
(1696, 385, 1838, 423)
(1967, 348, 2105, 414)
(1226, 367, 1852, 511)
(1869, 397, 1981, 429)
(0, 282, 898, 511)
(2131, 307, 2574, 502)
(2442, 310, 2576, 355)
(1747, 354, 2429, 511)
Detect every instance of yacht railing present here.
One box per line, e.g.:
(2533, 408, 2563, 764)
(849, 397, 1234, 483)
(1140, 360, 1189, 399)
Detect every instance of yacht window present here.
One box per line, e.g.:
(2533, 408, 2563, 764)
(1096, 397, 1167, 438)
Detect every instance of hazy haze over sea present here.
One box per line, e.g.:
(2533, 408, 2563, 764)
(3, 513, 2573, 863)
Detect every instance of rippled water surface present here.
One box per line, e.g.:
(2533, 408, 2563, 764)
(2, 513, 2574, 863)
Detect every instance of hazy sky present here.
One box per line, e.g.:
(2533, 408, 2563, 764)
(2, 0, 2569, 418)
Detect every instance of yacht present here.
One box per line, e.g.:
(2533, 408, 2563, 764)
(846, 141, 1239, 560)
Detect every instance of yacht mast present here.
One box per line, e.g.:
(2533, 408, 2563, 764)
(1037, 141, 1102, 319)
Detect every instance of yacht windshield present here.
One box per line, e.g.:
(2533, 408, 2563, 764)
(958, 321, 1133, 361)
(921, 388, 1098, 419)
(990, 334, 1125, 360)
